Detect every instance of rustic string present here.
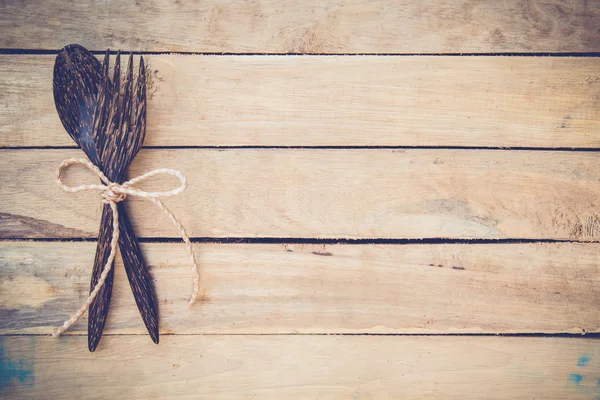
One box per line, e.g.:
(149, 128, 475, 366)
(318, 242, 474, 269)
(52, 157, 200, 337)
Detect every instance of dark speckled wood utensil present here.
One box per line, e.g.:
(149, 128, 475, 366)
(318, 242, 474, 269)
(53, 44, 159, 351)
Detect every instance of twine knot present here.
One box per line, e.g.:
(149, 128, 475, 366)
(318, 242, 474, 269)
(53, 157, 200, 337)
(101, 183, 127, 204)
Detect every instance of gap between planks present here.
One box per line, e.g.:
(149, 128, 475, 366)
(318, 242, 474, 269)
(4, 146, 600, 151)
(4, 49, 600, 56)
(0, 237, 590, 243)
(2, 333, 598, 337)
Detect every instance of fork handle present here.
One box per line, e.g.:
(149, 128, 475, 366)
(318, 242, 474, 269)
(117, 202, 159, 343)
(87, 202, 159, 352)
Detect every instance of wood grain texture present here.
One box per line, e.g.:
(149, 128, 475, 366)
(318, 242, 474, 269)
(2, 0, 600, 53)
(1, 242, 598, 335)
(1, 335, 598, 399)
(1, 149, 600, 240)
(2, 56, 600, 148)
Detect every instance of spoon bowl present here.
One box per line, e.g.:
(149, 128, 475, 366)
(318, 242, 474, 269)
(53, 44, 103, 165)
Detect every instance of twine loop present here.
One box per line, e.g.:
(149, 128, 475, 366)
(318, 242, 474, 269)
(53, 157, 200, 337)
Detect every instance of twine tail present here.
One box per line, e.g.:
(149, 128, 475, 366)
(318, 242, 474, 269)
(149, 197, 200, 306)
(53, 201, 120, 337)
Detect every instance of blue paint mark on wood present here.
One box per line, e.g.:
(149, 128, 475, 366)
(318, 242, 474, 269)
(578, 353, 592, 367)
(597, 378, 600, 387)
(568, 374, 583, 385)
(0, 338, 34, 390)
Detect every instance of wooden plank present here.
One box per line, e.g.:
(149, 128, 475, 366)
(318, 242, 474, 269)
(1, 149, 600, 240)
(2, 1, 600, 53)
(3, 56, 600, 148)
(0, 335, 598, 399)
(1, 242, 598, 335)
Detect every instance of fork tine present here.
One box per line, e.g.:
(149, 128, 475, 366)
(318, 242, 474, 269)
(132, 56, 147, 156)
(113, 51, 121, 97)
(119, 54, 134, 149)
(112, 51, 121, 130)
(92, 49, 111, 161)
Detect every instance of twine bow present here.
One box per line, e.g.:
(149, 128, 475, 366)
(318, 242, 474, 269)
(53, 158, 200, 337)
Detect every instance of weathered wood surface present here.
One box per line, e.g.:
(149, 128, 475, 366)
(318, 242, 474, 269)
(1, 335, 598, 399)
(2, 2, 600, 394)
(2, 0, 600, 53)
(1, 242, 598, 335)
(1, 149, 599, 240)
(3, 56, 600, 148)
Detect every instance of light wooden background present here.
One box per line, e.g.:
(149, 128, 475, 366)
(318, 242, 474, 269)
(1, 1, 600, 399)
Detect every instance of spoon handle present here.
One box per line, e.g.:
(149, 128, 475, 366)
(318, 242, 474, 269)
(87, 203, 159, 352)
(87, 204, 116, 352)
